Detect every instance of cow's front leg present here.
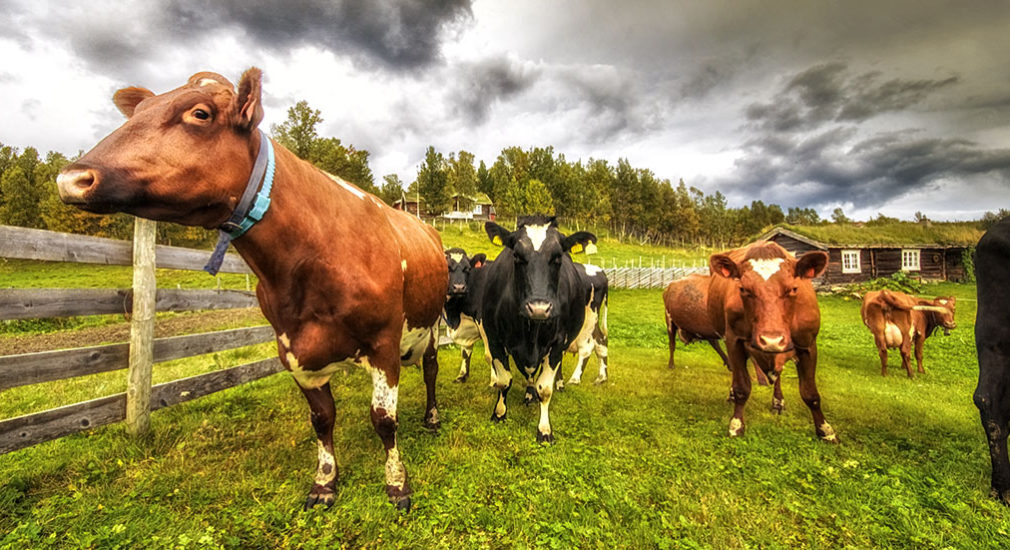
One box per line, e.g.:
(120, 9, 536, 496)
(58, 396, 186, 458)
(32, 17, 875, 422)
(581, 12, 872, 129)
(298, 383, 338, 510)
(523, 373, 539, 405)
(489, 346, 512, 422)
(796, 346, 837, 443)
(975, 346, 1010, 503)
(727, 340, 751, 437)
(535, 353, 562, 444)
(454, 344, 473, 383)
(367, 361, 412, 510)
(421, 330, 440, 429)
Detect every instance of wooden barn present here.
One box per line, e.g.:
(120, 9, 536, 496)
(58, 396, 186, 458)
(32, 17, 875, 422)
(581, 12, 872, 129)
(392, 196, 423, 216)
(445, 192, 496, 221)
(758, 225, 981, 284)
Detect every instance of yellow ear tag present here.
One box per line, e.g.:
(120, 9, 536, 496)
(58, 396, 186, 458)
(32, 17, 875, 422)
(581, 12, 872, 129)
(570, 243, 583, 254)
(492, 235, 503, 246)
(585, 242, 598, 255)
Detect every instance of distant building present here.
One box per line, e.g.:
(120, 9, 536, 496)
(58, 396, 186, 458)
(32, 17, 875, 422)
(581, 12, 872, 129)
(444, 193, 496, 221)
(758, 225, 980, 284)
(392, 195, 423, 216)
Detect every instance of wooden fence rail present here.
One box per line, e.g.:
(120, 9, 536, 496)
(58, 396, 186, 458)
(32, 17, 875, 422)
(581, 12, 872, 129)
(0, 223, 277, 455)
(603, 267, 708, 289)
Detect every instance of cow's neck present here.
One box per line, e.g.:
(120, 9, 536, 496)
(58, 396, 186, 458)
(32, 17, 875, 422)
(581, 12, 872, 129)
(229, 143, 363, 287)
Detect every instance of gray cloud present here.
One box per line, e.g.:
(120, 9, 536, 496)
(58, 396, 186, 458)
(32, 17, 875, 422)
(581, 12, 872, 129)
(747, 62, 959, 133)
(20, 0, 472, 82)
(448, 56, 541, 124)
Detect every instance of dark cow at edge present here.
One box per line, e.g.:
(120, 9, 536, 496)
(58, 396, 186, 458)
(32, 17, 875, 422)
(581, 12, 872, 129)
(860, 289, 957, 377)
(480, 216, 597, 443)
(444, 248, 490, 383)
(707, 241, 836, 441)
(55, 69, 447, 511)
(974, 217, 1010, 504)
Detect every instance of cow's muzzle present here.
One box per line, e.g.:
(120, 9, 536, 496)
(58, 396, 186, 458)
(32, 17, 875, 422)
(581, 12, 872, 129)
(449, 283, 467, 295)
(524, 300, 553, 320)
(755, 333, 789, 353)
(57, 169, 98, 204)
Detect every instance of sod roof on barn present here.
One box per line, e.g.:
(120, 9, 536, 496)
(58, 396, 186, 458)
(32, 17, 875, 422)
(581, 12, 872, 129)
(760, 223, 984, 248)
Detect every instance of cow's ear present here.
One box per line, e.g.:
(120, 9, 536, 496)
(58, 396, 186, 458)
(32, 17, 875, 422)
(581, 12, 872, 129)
(235, 67, 264, 131)
(113, 87, 154, 118)
(795, 251, 828, 279)
(485, 222, 513, 248)
(710, 254, 741, 279)
(562, 231, 597, 254)
(471, 253, 487, 268)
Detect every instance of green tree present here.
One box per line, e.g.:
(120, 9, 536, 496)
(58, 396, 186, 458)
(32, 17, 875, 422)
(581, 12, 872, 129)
(271, 100, 321, 159)
(0, 166, 41, 228)
(417, 146, 450, 215)
(447, 150, 478, 210)
(524, 179, 554, 215)
(313, 137, 377, 193)
(831, 207, 851, 224)
(379, 174, 405, 205)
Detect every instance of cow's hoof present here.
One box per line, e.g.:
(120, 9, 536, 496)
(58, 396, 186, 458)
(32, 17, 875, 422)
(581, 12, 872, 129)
(990, 486, 1010, 505)
(423, 419, 440, 431)
(304, 491, 335, 510)
(817, 422, 839, 444)
(593, 376, 607, 385)
(453, 375, 468, 383)
(536, 431, 555, 445)
(728, 418, 745, 438)
(490, 412, 507, 423)
(556, 380, 566, 392)
(568, 377, 581, 385)
(390, 495, 411, 512)
(771, 398, 785, 414)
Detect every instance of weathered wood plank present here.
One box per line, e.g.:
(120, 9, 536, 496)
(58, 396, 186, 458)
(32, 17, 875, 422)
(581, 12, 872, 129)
(0, 225, 251, 274)
(0, 325, 276, 390)
(0, 357, 283, 455)
(127, 217, 157, 436)
(0, 394, 125, 454)
(150, 357, 283, 411)
(0, 289, 260, 320)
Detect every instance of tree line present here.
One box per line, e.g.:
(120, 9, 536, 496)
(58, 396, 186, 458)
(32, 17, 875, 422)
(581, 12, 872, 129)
(2, 99, 1006, 249)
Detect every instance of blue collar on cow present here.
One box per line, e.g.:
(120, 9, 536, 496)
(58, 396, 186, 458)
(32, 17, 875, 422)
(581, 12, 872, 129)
(203, 131, 276, 275)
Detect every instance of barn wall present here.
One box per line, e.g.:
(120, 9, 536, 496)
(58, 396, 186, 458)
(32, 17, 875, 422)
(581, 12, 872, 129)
(945, 248, 967, 282)
(767, 234, 821, 256)
(822, 248, 873, 284)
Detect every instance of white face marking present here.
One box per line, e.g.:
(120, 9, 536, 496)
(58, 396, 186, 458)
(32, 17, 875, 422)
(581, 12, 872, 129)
(449, 253, 464, 263)
(525, 224, 549, 251)
(729, 417, 743, 437)
(324, 172, 366, 199)
(198, 78, 220, 87)
(315, 440, 337, 486)
(939, 299, 948, 305)
(401, 259, 407, 271)
(748, 258, 785, 281)
(581, 263, 603, 276)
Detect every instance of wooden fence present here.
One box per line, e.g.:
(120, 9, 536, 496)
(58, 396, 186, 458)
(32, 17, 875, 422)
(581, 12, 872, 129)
(0, 223, 282, 454)
(603, 266, 709, 289)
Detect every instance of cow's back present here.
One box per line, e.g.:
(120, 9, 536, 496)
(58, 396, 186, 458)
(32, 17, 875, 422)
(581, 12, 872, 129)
(665, 274, 718, 338)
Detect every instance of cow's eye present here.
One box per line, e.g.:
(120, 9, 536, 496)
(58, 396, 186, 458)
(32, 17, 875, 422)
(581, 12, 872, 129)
(194, 109, 210, 120)
(789, 287, 798, 296)
(740, 287, 753, 298)
(550, 254, 561, 265)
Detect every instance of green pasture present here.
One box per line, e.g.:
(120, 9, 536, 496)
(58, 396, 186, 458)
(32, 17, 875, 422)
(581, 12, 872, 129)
(1, 280, 1006, 549)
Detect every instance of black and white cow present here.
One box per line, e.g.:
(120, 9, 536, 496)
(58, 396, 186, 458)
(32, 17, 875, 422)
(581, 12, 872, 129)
(563, 263, 610, 386)
(480, 215, 597, 443)
(974, 216, 1010, 504)
(444, 248, 490, 383)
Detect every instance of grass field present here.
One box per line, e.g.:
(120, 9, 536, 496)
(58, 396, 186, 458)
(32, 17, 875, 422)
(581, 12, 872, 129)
(1, 278, 1007, 548)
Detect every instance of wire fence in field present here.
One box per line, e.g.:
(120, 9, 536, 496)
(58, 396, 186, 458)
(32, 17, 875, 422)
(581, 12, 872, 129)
(602, 266, 708, 289)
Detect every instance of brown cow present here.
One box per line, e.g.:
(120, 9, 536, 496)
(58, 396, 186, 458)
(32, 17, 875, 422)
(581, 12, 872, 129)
(708, 241, 835, 441)
(860, 289, 957, 377)
(663, 273, 772, 388)
(55, 69, 447, 511)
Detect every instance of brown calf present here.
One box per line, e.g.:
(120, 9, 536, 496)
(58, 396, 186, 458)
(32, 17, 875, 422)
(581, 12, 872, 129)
(860, 290, 957, 377)
(56, 69, 447, 511)
(707, 241, 835, 441)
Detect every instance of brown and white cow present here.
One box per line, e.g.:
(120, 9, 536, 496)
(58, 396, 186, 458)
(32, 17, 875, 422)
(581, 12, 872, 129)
(860, 289, 957, 377)
(55, 68, 446, 511)
(707, 241, 836, 441)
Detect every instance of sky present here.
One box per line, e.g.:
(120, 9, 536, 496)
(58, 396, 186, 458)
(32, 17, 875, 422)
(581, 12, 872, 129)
(1, 0, 1008, 221)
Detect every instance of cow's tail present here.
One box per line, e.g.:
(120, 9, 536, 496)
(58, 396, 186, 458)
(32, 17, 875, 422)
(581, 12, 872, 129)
(879, 289, 914, 312)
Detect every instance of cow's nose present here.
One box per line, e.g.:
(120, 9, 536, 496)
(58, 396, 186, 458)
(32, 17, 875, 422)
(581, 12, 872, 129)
(451, 283, 466, 293)
(526, 301, 553, 320)
(57, 170, 97, 203)
(758, 334, 786, 352)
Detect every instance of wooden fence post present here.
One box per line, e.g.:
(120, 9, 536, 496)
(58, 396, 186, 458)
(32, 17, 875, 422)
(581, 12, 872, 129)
(127, 217, 157, 436)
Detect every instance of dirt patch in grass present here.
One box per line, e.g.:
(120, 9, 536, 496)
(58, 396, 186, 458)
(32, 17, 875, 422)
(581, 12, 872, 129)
(0, 308, 268, 356)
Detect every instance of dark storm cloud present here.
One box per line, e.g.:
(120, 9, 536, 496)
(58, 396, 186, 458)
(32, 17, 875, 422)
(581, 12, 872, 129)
(724, 127, 1010, 209)
(24, 0, 472, 81)
(449, 56, 541, 124)
(746, 62, 959, 133)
